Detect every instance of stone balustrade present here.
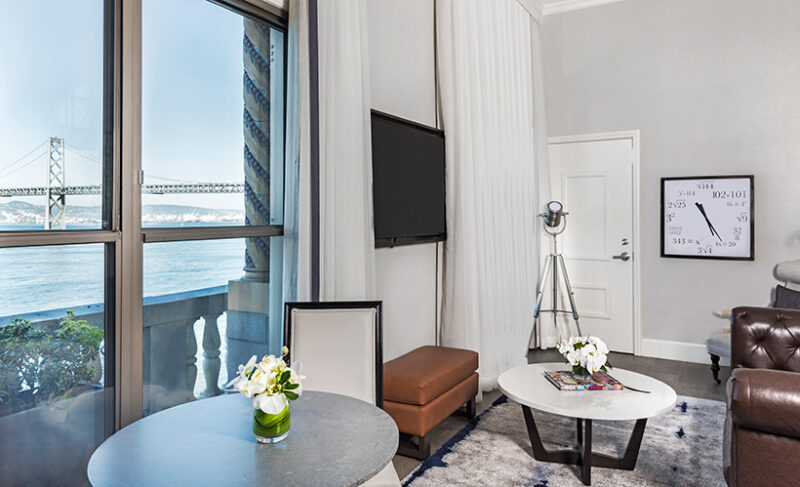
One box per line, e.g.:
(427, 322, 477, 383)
(0, 285, 228, 416)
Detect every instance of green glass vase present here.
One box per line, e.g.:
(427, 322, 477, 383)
(252, 406, 291, 443)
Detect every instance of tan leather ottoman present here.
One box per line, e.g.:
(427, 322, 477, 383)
(383, 346, 479, 459)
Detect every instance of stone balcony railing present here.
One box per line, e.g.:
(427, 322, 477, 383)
(142, 285, 228, 414)
(0, 285, 229, 416)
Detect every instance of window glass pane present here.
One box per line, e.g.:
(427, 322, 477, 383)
(0, 244, 110, 486)
(0, 1, 106, 230)
(142, 237, 283, 416)
(141, 0, 285, 228)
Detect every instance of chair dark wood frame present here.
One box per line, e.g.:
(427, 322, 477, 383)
(709, 353, 722, 384)
(283, 301, 384, 409)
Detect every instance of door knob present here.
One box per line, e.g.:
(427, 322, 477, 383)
(612, 252, 631, 262)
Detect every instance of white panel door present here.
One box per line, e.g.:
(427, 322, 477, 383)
(548, 136, 636, 353)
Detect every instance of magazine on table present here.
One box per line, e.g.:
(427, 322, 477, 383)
(543, 369, 623, 391)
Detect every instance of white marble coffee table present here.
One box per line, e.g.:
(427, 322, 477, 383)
(498, 362, 677, 485)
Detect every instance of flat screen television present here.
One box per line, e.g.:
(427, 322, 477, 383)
(371, 110, 446, 248)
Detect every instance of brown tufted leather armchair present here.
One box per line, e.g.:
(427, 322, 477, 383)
(724, 306, 800, 487)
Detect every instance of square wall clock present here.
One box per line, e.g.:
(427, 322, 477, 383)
(661, 175, 754, 260)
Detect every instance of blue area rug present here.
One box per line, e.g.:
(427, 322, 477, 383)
(402, 395, 726, 486)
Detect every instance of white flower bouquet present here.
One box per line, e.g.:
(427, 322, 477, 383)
(557, 336, 612, 377)
(228, 346, 305, 443)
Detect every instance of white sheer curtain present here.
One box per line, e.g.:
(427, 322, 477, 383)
(284, 0, 375, 303)
(437, 0, 547, 390)
(531, 16, 554, 348)
(283, 0, 312, 302)
(316, 0, 376, 301)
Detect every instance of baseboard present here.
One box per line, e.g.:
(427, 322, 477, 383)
(641, 338, 731, 367)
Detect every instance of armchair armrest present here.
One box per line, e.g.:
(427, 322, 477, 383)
(729, 368, 800, 439)
(714, 309, 732, 319)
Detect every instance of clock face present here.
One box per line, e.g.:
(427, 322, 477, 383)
(661, 176, 754, 260)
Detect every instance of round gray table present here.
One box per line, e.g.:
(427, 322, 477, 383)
(88, 391, 398, 487)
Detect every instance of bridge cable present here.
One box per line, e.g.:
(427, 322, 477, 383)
(65, 145, 102, 165)
(0, 149, 48, 179)
(0, 140, 48, 176)
(146, 174, 204, 185)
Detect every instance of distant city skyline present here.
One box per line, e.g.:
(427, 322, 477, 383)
(0, 0, 258, 211)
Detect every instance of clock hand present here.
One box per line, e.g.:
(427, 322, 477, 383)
(695, 202, 723, 241)
(709, 222, 723, 241)
(694, 203, 714, 234)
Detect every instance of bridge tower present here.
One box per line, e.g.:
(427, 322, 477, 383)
(45, 136, 66, 230)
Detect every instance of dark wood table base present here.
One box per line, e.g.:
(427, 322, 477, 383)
(521, 405, 648, 486)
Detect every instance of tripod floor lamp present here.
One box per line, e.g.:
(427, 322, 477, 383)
(530, 201, 582, 348)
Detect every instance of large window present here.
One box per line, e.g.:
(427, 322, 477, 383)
(140, 0, 286, 418)
(0, 1, 108, 231)
(142, 237, 283, 415)
(0, 2, 113, 484)
(141, 0, 285, 227)
(0, 0, 287, 485)
(0, 244, 112, 486)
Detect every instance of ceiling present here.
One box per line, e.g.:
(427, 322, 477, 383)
(539, 0, 626, 17)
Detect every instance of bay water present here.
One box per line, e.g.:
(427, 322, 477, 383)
(0, 223, 247, 320)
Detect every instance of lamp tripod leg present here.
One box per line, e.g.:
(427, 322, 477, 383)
(530, 255, 553, 348)
(557, 253, 582, 336)
(552, 251, 560, 343)
(533, 255, 552, 318)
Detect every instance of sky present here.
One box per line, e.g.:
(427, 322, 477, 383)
(0, 0, 278, 211)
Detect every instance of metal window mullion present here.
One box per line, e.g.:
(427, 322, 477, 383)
(108, 0, 124, 434)
(0, 230, 120, 248)
(104, 0, 121, 233)
(142, 224, 283, 243)
(117, 0, 144, 430)
(208, 0, 288, 28)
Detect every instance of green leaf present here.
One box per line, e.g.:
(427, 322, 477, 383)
(572, 365, 589, 377)
(285, 383, 299, 390)
(280, 370, 291, 383)
(284, 390, 299, 401)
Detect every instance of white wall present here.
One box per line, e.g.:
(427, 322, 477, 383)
(541, 0, 800, 357)
(367, 0, 441, 361)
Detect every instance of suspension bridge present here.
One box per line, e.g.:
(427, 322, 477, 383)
(0, 137, 244, 229)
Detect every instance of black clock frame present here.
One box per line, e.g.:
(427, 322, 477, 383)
(660, 175, 754, 261)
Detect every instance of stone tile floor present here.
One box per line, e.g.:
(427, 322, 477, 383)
(392, 348, 730, 479)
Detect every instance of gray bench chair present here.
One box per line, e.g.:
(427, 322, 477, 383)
(707, 331, 731, 384)
(706, 259, 800, 383)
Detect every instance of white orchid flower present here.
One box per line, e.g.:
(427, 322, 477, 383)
(241, 368, 269, 397)
(565, 350, 580, 366)
(241, 355, 258, 374)
(254, 392, 289, 415)
(230, 348, 306, 408)
(261, 354, 284, 373)
(558, 335, 610, 375)
(225, 355, 258, 389)
(291, 361, 303, 374)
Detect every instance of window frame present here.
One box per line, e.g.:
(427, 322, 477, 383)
(129, 0, 288, 428)
(0, 0, 289, 432)
(0, 0, 122, 438)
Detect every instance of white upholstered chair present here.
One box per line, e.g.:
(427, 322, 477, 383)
(285, 302, 401, 487)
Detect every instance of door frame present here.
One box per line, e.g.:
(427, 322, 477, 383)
(547, 130, 642, 355)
